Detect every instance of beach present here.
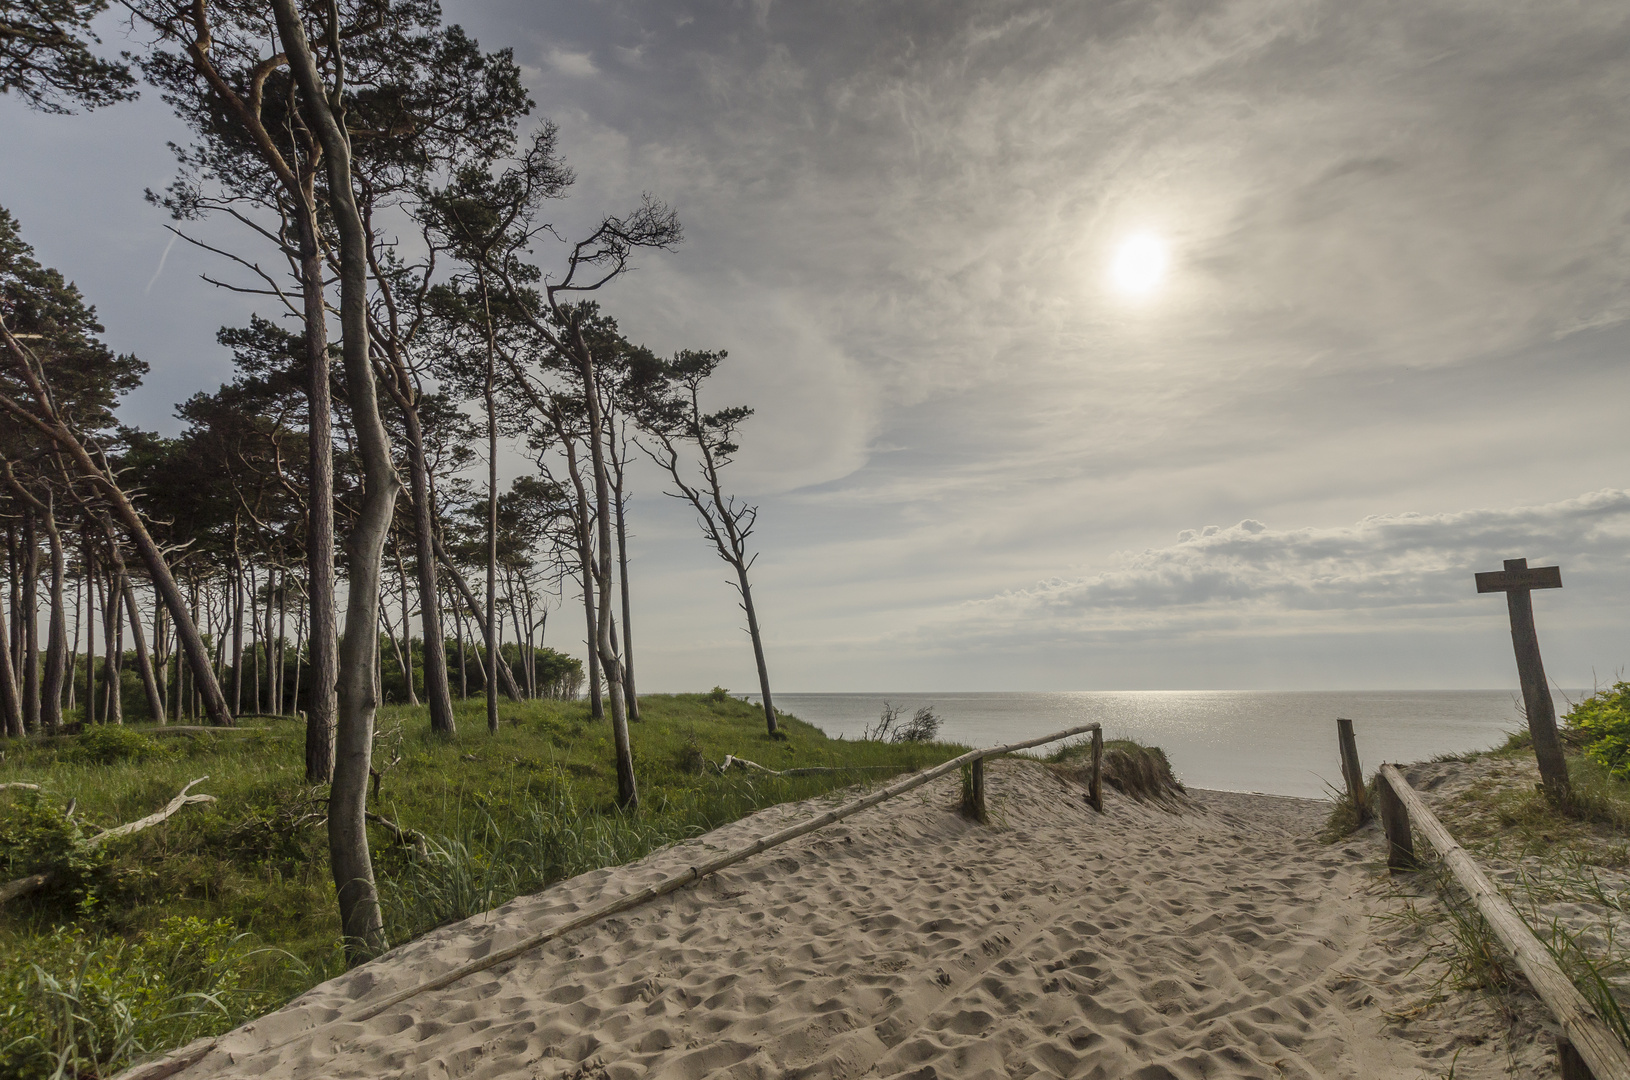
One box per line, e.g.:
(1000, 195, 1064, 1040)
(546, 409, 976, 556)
(133, 759, 1558, 1080)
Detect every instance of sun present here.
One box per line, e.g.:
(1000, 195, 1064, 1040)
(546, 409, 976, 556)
(1109, 233, 1168, 297)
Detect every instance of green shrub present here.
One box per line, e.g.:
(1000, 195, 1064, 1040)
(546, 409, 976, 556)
(0, 917, 279, 1080)
(1568, 682, 1630, 779)
(66, 726, 170, 765)
(0, 791, 104, 908)
(706, 686, 730, 704)
(673, 728, 707, 775)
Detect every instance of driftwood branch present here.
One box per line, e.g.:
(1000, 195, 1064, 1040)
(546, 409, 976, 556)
(0, 778, 216, 905)
(90, 777, 215, 847)
(365, 810, 428, 856)
(0, 782, 41, 790)
(712, 755, 896, 778)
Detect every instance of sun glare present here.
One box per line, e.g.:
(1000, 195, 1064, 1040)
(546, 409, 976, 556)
(1110, 233, 1168, 297)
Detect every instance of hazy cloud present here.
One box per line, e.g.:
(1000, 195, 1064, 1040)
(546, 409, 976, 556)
(972, 490, 1630, 625)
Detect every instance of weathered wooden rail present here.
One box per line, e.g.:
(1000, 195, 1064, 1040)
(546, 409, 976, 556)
(1338, 719, 1630, 1080)
(118, 722, 1106, 1079)
(345, 722, 1104, 1023)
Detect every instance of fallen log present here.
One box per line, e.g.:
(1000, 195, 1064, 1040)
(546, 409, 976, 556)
(0, 777, 216, 905)
(0, 873, 50, 903)
(0, 781, 41, 791)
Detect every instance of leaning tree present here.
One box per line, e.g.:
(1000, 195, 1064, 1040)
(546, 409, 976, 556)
(639, 349, 780, 736)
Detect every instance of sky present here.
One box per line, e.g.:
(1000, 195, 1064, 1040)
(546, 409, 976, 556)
(3, 0, 1630, 692)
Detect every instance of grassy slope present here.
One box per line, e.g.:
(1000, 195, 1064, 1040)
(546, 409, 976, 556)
(1, 695, 969, 1002)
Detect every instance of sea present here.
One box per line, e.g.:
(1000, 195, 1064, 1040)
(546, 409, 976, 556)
(755, 690, 1587, 800)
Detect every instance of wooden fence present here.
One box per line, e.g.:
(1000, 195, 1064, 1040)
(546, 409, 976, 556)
(1340, 721, 1630, 1080)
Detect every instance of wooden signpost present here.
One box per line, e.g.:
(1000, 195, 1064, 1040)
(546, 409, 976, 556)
(1476, 557, 1571, 802)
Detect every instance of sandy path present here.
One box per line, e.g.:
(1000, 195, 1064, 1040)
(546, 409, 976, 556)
(168, 760, 1555, 1079)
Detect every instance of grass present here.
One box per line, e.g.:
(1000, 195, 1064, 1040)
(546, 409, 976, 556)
(1320, 777, 1373, 844)
(1044, 737, 1186, 802)
(0, 693, 969, 1078)
(1375, 733, 1630, 1049)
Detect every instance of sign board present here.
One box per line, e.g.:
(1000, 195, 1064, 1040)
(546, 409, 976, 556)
(1475, 566, 1562, 594)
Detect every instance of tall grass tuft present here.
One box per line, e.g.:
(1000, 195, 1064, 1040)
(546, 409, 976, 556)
(0, 917, 284, 1080)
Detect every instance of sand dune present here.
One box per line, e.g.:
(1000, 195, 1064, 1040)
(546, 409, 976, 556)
(146, 759, 1559, 1079)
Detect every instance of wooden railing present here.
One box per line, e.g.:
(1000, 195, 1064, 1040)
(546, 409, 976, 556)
(354, 724, 1109, 1025)
(122, 722, 1106, 1079)
(1340, 721, 1630, 1080)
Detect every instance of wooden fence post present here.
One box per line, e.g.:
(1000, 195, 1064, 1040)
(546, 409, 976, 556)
(1377, 768, 1415, 871)
(966, 757, 988, 824)
(1336, 717, 1371, 823)
(1089, 726, 1104, 812)
(1559, 1036, 1594, 1080)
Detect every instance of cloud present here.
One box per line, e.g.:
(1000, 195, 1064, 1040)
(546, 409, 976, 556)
(546, 47, 600, 77)
(970, 490, 1630, 629)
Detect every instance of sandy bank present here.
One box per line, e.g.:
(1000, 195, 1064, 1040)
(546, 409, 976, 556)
(146, 759, 1559, 1079)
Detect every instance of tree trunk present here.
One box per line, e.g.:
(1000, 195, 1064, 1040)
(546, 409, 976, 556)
(40, 499, 66, 733)
(101, 563, 121, 724)
(391, 550, 417, 706)
(291, 603, 305, 718)
(6, 524, 17, 699)
(187, 575, 200, 719)
(93, 515, 158, 723)
(298, 198, 337, 782)
(83, 535, 96, 724)
(506, 572, 529, 699)
(273, 0, 395, 962)
(583, 566, 602, 717)
(152, 584, 168, 723)
(557, 427, 602, 720)
(276, 569, 288, 715)
(111, 570, 125, 723)
(120, 569, 163, 726)
(381, 597, 409, 704)
(21, 513, 38, 733)
(231, 546, 244, 717)
(250, 565, 261, 713)
(454, 582, 467, 699)
(613, 480, 639, 721)
(433, 540, 521, 700)
(210, 575, 227, 695)
(481, 273, 500, 736)
(67, 552, 78, 713)
(0, 557, 20, 736)
(402, 410, 454, 733)
(568, 332, 636, 808)
(263, 568, 276, 712)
